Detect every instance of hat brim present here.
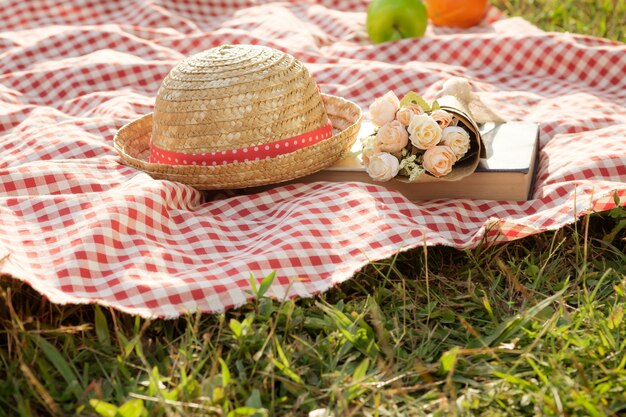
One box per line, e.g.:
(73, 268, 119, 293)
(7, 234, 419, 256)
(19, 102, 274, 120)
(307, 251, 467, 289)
(114, 94, 362, 190)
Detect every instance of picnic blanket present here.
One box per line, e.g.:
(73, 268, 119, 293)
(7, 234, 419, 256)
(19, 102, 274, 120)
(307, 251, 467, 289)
(1, 0, 625, 318)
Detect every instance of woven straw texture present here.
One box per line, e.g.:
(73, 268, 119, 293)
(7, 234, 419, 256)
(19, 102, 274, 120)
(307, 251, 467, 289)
(114, 44, 362, 189)
(1, 0, 625, 317)
(154, 45, 326, 151)
(115, 94, 361, 189)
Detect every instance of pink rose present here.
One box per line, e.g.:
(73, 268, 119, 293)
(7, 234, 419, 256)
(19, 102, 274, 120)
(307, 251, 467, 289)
(377, 120, 409, 153)
(430, 109, 453, 129)
(395, 104, 424, 126)
(369, 91, 400, 127)
(423, 145, 456, 177)
(407, 114, 442, 150)
(441, 126, 470, 159)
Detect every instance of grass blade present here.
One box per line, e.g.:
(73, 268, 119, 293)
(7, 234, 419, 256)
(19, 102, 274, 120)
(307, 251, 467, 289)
(94, 306, 111, 347)
(117, 398, 144, 417)
(31, 334, 83, 400)
(482, 287, 566, 347)
(257, 271, 276, 298)
(89, 399, 118, 417)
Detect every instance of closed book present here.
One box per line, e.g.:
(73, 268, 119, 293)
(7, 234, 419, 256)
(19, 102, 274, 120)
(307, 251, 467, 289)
(287, 121, 540, 201)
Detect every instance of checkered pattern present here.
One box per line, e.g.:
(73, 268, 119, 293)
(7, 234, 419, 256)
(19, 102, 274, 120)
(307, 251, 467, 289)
(1, 0, 625, 317)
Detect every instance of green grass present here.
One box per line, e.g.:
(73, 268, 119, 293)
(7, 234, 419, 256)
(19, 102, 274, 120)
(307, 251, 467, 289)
(2, 205, 626, 416)
(2, 2, 626, 416)
(491, 0, 625, 42)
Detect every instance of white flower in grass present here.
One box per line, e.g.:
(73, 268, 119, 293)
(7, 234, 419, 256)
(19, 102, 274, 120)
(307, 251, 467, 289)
(366, 152, 400, 182)
(441, 126, 470, 159)
(309, 409, 335, 417)
(408, 114, 442, 150)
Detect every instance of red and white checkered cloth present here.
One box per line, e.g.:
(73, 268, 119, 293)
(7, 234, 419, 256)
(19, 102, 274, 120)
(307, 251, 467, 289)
(1, 1, 625, 317)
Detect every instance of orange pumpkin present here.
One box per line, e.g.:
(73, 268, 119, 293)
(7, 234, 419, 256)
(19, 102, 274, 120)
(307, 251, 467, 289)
(425, 0, 489, 28)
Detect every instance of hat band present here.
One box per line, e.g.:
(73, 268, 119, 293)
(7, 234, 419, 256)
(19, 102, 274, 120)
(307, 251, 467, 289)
(149, 120, 333, 166)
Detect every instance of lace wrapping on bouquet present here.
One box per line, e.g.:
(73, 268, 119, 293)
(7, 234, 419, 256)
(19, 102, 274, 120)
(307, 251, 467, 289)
(439, 77, 507, 124)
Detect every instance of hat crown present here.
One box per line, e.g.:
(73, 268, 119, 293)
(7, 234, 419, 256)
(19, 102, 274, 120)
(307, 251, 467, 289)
(151, 44, 329, 154)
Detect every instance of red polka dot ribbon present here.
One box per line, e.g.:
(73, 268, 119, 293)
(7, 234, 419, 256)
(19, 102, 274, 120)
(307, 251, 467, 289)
(148, 120, 333, 166)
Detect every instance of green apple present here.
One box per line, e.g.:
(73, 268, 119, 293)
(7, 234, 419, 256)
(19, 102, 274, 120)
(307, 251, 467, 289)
(366, 0, 428, 44)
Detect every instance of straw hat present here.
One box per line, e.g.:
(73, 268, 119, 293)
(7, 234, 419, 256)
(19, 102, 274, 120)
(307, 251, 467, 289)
(114, 44, 362, 189)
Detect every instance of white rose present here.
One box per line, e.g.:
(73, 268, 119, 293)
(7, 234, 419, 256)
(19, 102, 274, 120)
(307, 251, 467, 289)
(369, 91, 400, 127)
(366, 152, 400, 182)
(441, 126, 470, 159)
(377, 120, 409, 153)
(407, 114, 442, 150)
(423, 145, 456, 177)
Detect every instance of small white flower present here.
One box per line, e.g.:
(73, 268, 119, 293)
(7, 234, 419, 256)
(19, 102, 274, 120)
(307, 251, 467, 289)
(398, 154, 417, 170)
(408, 163, 425, 182)
(360, 135, 382, 166)
(309, 409, 335, 417)
(498, 341, 516, 350)
(366, 152, 400, 182)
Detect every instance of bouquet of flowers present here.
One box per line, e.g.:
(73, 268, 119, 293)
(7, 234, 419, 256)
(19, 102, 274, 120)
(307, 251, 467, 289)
(362, 90, 481, 182)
